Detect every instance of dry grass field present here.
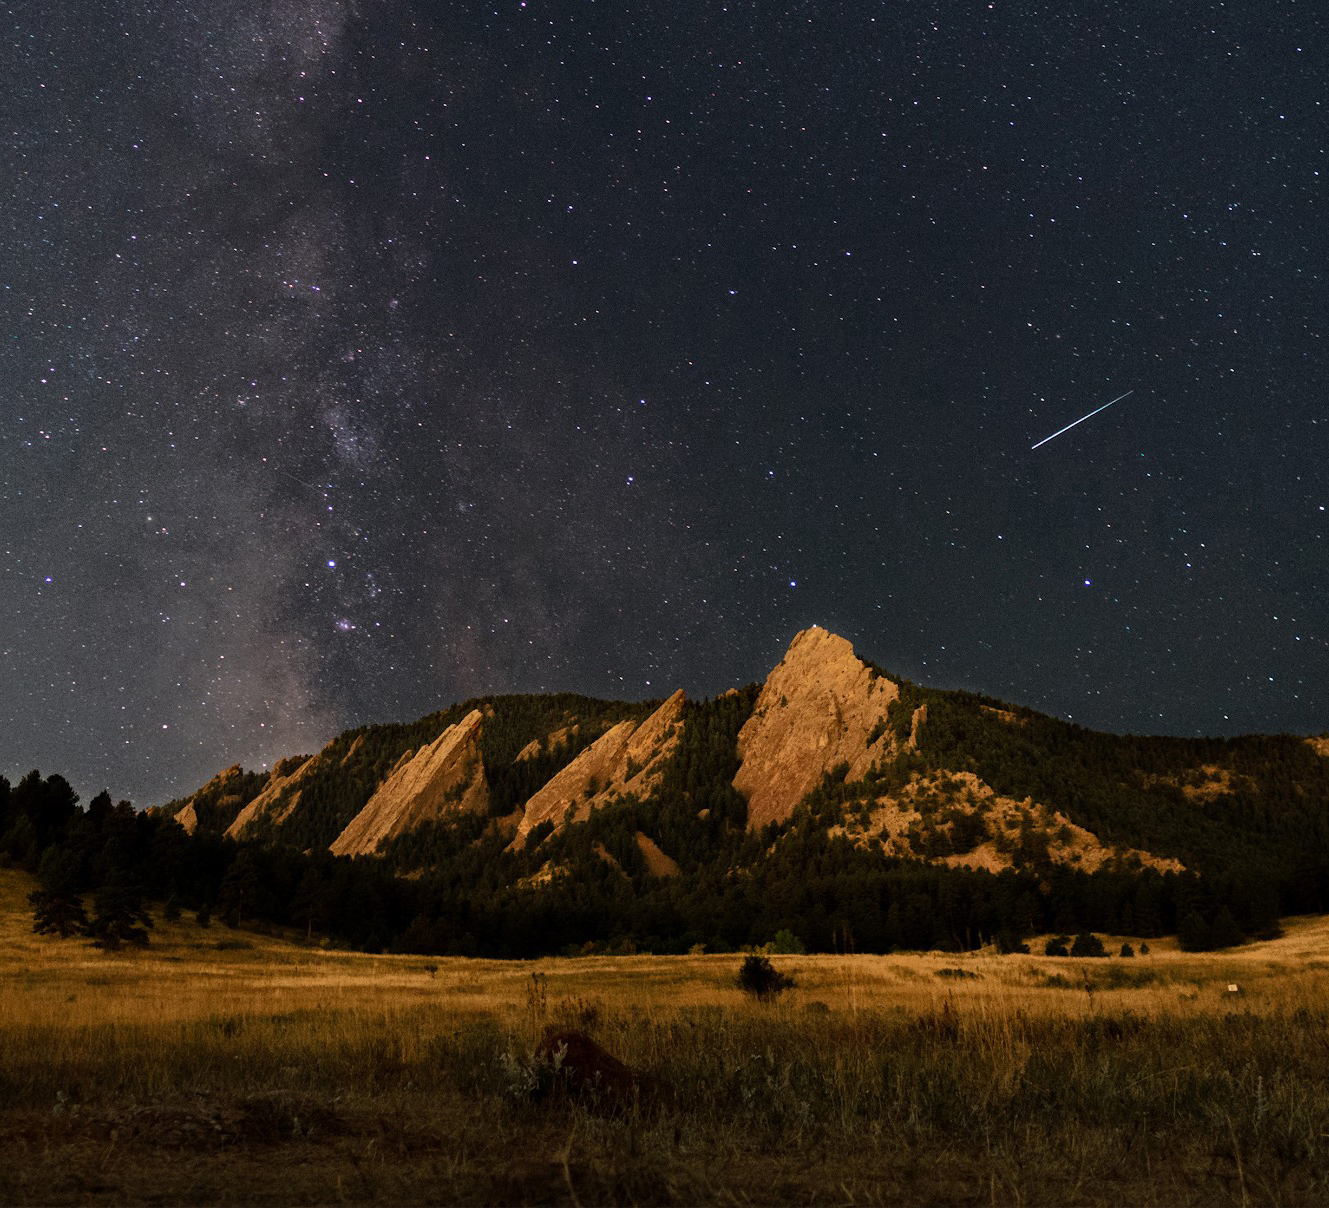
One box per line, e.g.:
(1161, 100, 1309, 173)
(4, 865, 1329, 1205)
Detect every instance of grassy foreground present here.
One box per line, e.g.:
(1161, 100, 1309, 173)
(4, 868, 1329, 1205)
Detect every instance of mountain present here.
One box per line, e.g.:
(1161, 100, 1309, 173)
(162, 626, 1328, 883)
(131, 626, 1329, 956)
(512, 689, 684, 849)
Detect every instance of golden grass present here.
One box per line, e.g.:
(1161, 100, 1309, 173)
(4, 865, 1329, 1205)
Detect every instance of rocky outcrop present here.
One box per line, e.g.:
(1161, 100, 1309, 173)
(225, 754, 316, 840)
(829, 769, 1184, 875)
(733, 627, 900, 829)
(515, 726, 577, 762)
(512, 690, 685, 848)
(167, 764, 255, 836)
(329, 710, 488, 857)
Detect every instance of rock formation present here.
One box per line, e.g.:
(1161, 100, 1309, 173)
(733, 627, 900, 829)
(512, 690, 685, 848)
(329, 709, 488, 857)
(225, 754, 316, 840)
(515, 725, 577, 762)
(174, 800, 199, 835)
(166, 764, 256, 836)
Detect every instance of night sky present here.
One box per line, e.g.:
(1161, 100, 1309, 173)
(4, 3, 1326, 806)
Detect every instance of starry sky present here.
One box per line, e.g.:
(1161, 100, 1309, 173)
(3, 2, 1326, 805)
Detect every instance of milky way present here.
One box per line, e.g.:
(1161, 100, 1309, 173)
(3, 3, 1325, 803)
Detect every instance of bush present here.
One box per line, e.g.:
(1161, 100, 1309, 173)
(1120, 942, 1135, 958)
(1070, 932, 1107, 958)
(737, 955, 795, 1001)
(1044, 936, 1070, 957)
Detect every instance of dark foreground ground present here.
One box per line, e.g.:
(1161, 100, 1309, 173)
(4, 1006, 1327, 1207)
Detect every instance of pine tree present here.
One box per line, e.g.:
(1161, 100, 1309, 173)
(1177, 909, 1211, 952)
(217, 852, 264, 928)
(1209, 907, 1243, 950)
(29, 849, 88, 938)
(86, 879, 153, 950)
(1070, 932, 1107, 958)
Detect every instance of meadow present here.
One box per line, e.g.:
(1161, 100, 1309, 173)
(3, 866, 1329, 1205)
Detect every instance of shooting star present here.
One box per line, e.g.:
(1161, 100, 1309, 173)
(1031, 390, 1134, 450)
(276, 466, 331, 495)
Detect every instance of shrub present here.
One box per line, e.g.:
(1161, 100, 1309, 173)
(1044, 936, 1070, 957)
(1070, 932, 1107, 958)
(1120, 942, 1135, 958)
(737, 955, 795, 1001)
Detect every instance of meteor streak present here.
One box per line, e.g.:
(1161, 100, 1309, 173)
(1031, 390, 1134, 450)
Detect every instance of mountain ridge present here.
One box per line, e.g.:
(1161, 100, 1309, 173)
(162, 626, 1327, 892)
(12, 626, 1329, 958)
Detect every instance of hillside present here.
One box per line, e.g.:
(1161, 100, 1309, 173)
(161, 627, 1329, 890)
(6, 628, 1328, 957)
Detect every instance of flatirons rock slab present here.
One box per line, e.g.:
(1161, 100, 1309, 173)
(329, 709, 488, 857)
(512, 690, 685, 848)
(734, 626, 899, 829)
(225, 754, 316, 840)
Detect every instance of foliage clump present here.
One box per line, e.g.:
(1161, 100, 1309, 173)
(737, 954, 795, 1001)
(1070, 932, 1108, 958)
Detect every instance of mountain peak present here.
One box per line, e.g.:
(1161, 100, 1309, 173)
(733, 627, 903, 829)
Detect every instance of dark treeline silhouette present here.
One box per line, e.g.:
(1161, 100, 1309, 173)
(5, 682, 1327, 958)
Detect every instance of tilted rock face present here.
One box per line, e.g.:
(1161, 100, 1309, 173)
(512, 690, 685, 848)
(167, 764, 252, 836)
(329, 709, 488, 857)
(734, 627, 900, 829)
(515, 725, 577, 762)
(225, 754, 316, 840)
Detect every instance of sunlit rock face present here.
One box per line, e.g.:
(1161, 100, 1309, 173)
(511, 689, 685, 849)
(733, 627, 900, 830)
(329, 709, 488, 857)
(225, 754, 317, 840)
